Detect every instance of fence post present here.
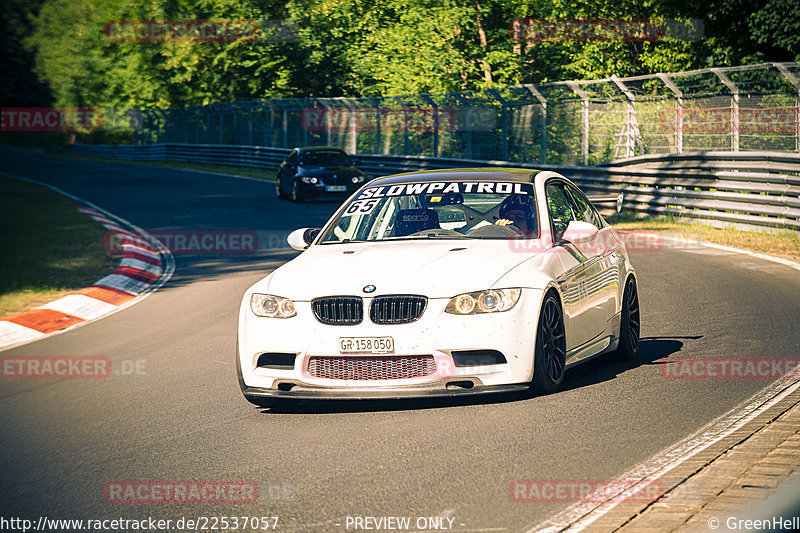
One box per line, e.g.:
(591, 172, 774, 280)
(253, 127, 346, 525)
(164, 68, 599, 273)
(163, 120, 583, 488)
(453, 93, 472, 160)
(246, 102, 254, 146)
(525, 84, 548, 164)
(774, 63, 800, 153)
(394, 96, 410, 156)
(257, 101, 271, 146)
(488, 89, 508, 161)
(369, 97, 382, 154)
(611, 75, 637, 159)
(712, 68, 739, 152)
(658, 73, 683, 153)
(420, 94, 439, 157)
(567, 81, 589, 165)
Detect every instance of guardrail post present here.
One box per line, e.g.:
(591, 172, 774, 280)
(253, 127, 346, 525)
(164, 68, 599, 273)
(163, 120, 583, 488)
(774, 63, 800, 153)
(525, 84, 548, 164)
(712, 68, 739, 152)
(657, 73, 683, 153)
(567, 81, 589, 165)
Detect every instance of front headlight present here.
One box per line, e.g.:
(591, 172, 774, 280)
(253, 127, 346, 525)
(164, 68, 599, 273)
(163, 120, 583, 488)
(445, 288, 521, 315)
(300, 176, 318, 184)
(351, 175, 366, 183)
(250, 293, 297, 318)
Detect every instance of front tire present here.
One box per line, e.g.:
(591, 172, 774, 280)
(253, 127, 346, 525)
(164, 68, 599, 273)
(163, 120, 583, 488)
(616, 276, 640, 359)
(291, 180, 304, 203)
(276, 176, 288, 200)
(236, 340, 275, 408)
(531, 292, 566, 395)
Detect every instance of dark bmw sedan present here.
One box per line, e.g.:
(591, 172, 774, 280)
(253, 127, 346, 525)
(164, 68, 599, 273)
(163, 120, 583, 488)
(276, 147, 368, 202)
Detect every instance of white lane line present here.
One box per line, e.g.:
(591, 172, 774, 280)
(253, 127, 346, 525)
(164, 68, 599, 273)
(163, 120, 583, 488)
(528, 379, 800, 532)
(647, 233, 800, 271)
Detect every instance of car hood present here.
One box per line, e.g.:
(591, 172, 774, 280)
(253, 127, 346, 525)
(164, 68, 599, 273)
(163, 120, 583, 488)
(298, 164, 361, 176)
(260, 239, 541, 300)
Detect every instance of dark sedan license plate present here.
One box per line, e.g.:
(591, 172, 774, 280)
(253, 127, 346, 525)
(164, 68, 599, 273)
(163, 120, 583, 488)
(339, 337, 394, 354)
(326, 185, 347, 192)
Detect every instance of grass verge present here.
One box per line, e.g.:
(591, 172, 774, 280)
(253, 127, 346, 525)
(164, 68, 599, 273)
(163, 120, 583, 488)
(607, 213, 800, 263)
(57, 153, 278, 181)
(0, 176, 118, 318)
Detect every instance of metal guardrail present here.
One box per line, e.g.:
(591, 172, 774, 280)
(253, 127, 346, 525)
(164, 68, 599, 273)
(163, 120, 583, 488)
(65, 143, 800, 232)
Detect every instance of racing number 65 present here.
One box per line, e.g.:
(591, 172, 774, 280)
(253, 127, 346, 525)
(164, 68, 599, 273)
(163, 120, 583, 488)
(345, 199, 379, 215)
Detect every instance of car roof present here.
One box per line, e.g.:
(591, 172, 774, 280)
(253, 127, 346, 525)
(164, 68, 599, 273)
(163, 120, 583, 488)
(368, 168, 540, 186)
(294, 146, 348, 153)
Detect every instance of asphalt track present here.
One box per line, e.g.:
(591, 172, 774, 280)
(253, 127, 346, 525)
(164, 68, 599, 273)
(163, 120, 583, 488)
(1, 149, 799, 532)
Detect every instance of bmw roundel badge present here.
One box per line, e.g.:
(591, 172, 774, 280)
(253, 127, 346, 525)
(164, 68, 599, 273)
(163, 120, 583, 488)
(363, 284, 376, 293)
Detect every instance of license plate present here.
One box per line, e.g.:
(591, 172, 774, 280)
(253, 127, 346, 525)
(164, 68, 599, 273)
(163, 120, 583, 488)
(326, 185, 347, 192)
(339, 337, 394, 354)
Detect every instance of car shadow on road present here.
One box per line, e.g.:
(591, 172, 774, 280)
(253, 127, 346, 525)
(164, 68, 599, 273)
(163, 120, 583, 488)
(558, 335, 699, 393)
(256, 336, 700, 415)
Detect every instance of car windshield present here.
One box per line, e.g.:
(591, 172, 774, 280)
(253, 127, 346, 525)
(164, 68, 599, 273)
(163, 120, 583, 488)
(320, 180, 538, 242)
(299, 150, 352, 167)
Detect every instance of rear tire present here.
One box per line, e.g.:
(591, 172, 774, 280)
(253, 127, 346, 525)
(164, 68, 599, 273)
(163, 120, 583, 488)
(531, 292, 566, 395)
(616, 276, 640, 359)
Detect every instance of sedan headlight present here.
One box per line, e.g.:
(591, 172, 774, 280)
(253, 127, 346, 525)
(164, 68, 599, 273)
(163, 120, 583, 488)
(300, 176, 318, 184)
(351, 175, 366, 183)
(250, 294, 297, 318)
(445, 289, 521, 315)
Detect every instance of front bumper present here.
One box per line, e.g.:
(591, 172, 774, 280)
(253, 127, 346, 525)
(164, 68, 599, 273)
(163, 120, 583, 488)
(298, 180, 361, 199)
(238, 289, 543, 398)
(241, 380, 529, 400)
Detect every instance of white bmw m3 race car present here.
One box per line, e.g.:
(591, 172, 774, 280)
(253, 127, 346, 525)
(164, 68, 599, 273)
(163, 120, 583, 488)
(237, 168, 640, 407)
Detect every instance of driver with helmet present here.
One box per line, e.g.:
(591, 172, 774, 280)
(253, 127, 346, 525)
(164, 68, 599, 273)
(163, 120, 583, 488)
(495, 194, 536, 236)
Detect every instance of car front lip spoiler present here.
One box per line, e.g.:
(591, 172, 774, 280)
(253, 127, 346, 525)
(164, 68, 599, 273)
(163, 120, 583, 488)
(241, 380, 529, 400)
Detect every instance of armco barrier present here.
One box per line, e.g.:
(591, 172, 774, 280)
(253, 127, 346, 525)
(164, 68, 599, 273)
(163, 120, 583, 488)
(64, 143, 800, 232)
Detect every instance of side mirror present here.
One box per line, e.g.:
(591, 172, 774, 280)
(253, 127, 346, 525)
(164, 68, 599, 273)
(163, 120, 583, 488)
(287, 228, 320, 251)
(560, 220, 598, 244)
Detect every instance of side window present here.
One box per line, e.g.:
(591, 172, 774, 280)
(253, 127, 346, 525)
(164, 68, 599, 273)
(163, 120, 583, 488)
(567, 185, 602, 228)
(546, 182, 576, 231)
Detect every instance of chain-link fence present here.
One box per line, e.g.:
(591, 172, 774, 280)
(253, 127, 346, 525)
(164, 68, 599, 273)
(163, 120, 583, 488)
(134, 62, 800, 165)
